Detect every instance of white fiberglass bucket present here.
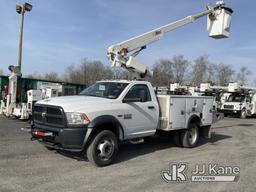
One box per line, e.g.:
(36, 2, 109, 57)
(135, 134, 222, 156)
(208, 7, 233, 39)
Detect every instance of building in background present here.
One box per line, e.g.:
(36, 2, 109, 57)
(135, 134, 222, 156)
(0, 75, 86, 102)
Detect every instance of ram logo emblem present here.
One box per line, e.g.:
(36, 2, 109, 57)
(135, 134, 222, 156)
(41, 112, 46, 118)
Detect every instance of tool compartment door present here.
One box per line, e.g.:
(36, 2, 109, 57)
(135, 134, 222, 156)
(202, 98, 213, 125)
(169, 97, 186, 129)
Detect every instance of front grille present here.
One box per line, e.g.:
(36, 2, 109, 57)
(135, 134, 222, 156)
(224, 105, 234, 109)
(33, 105, 66, 127)
(47, 107, 62, 115)
(47, 116, 63, 125)
(34, 105, 43, 112)
(34, 113, 43, 122)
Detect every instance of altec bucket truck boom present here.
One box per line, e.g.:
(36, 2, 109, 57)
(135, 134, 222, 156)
(107, 1, 233, 79)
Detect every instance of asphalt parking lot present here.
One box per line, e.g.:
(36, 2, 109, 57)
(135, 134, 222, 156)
(0, 115, 256, 192)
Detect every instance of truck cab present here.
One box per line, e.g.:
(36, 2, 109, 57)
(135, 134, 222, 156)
(221, 92, 256, 118)
(31, 81, 160, 164)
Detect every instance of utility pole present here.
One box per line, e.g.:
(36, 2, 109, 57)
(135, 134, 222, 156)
(16, 2, 33, 73)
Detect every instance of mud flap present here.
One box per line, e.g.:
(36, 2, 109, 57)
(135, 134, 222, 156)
(200, 112, 224, 139)
(200, 125, 212, 139)
(213, 111, 224, 123)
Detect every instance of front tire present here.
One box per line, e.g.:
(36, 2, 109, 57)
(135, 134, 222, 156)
(86, 130, 118, 167)
(180, 123, 199, 148)
(240, 109, 247, 119)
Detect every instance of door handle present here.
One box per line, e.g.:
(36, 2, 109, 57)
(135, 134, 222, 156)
(148, 106, 155, 109)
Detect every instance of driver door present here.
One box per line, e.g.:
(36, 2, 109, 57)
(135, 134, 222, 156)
(122, 84, 158, 138)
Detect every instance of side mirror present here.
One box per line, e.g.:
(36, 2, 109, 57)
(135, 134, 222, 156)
(123, 97, 141, 103)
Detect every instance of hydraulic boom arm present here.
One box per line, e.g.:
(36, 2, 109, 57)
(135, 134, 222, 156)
(107, 1, 233, 79)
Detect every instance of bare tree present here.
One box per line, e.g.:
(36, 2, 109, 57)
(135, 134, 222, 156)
(112, 68, 129, 80)
(103, 66, 114, 80)
(206, 63, 218, 84)
(172, 55, 190, 84)
(190, 56, 209, 86)
(26, 74, 36, 79)
(21, 56, 241, 87)
(62, 64, 83, 84)
(215, 63, 234, 86)
(25, 72, 59, 81)
(25, 73, 43, 80)
(82, 59, 113, 85)
(44, 72, 60, 82)
(64, 59, 114, 85)
(152, 59, 174, 86)
(236, 66, 251, 85)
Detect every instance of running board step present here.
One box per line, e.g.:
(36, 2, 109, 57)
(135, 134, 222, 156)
(129, 138, 144, 144)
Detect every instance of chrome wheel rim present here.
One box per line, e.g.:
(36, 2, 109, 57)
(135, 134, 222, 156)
(242, 111, 246, 118)
(188, 128, 197, 144)
(97, 138, 114, 161)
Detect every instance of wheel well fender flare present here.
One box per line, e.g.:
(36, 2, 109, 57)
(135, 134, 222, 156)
(186, 114, 201, 128)
(83, 115, 124, 148)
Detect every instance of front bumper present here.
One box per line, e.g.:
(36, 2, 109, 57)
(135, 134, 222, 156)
(31, 123, 88, 152)
(219, 109, 241, 115)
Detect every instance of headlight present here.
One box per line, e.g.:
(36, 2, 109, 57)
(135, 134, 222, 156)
(234, 106, 240, 110)
(65, 112, 90, 125)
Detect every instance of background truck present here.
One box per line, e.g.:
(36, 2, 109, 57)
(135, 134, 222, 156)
(197, 83, 228, 111)
(31, 80, 217, 166)
(220, 83, 256, 118)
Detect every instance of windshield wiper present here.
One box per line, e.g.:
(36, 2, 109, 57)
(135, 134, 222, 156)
(84, 94, 109, 98)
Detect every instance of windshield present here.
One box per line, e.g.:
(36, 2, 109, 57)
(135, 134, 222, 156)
(79, 82, 128, 99)
(227, 94, 245, 102)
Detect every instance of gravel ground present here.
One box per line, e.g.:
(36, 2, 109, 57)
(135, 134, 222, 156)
(0, 115, 255, 192)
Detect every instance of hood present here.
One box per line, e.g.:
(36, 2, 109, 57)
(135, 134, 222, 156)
(36, 96, 113, 112)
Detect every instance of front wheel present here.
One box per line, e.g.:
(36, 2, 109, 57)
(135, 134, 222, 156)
(180, 123, 199, 148)
(86, 130, 118, 167)
(240, 109, 247, 119)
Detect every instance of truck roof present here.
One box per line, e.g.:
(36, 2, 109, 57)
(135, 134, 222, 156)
(97, 79, 149, 84)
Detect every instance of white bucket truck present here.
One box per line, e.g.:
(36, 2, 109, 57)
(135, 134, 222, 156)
(220, 83, 256, 118)
(31, 80, 218, 166)
(198, 83, 228, 110)
(30, 1, 233, 166)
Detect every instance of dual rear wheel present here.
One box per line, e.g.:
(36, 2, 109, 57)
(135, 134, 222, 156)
(172, 123, 199, 148)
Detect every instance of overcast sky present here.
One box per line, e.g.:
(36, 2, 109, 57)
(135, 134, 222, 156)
(0, 0, 255, 82)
